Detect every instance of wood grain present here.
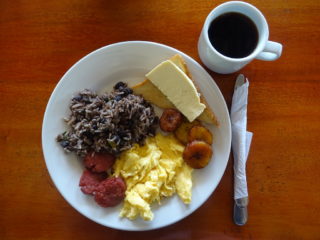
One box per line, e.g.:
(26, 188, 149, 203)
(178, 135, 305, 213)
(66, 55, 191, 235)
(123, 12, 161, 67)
(1, 0, 319, 239)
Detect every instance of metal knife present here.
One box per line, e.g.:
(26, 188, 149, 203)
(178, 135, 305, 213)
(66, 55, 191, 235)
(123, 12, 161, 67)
(231, 74, 252, 226)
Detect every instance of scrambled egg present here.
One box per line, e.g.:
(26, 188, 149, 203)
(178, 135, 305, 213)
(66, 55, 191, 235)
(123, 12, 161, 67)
(113, 133, 193, 221)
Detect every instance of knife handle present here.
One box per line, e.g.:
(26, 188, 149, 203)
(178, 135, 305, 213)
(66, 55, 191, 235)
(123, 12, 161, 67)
(233, 197, 248, 226)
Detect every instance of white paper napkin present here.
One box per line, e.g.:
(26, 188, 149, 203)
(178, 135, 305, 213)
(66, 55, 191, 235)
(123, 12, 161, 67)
(231, 76, 253, 200)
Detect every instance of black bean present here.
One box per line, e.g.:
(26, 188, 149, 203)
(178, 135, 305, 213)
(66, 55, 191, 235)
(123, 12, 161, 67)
(114, 82, 126, 90)
(99, 118, 106, 123)
(114, 135, 121, 144)
(121, 88, 133, 96)
(72, 95, 82, 101)
(60, 140, 69, 148)
(115, 95, 122, 101)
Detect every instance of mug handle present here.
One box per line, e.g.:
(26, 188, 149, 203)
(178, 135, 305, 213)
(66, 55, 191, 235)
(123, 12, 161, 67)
(255, 41, 283, 61)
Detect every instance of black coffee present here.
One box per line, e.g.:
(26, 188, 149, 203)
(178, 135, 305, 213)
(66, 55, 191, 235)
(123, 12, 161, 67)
(208, 12, 258, 58)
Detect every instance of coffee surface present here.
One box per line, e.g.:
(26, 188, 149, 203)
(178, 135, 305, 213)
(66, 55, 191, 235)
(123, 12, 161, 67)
(208, 12, 258, 58)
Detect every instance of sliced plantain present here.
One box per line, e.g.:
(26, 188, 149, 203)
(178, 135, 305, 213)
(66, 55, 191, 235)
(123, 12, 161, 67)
(183, 140, 213, 169)
(174, 120, 201, 145)
(188, 125, 213, 145)
(160, 108, 183, 132)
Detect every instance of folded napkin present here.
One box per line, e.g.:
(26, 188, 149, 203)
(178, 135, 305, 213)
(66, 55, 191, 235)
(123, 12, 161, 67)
(231, 75, 253, 200)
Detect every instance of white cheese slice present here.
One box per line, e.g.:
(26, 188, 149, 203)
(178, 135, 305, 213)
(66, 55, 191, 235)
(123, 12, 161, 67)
(145, 60, 206, 122)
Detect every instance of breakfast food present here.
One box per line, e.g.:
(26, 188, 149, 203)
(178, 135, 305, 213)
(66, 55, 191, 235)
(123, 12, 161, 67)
(146, 60, 206, 122)
(113, 133, 193, 221)
(56, 55, 217, 221)
(159, 108, 183, 132)
(174, 120, 201, 144)
(175, 163, 193, 204)
(183, 140, 213, 169)
(79, 170, 107, 195)
(132, 54, 219, 126)
(56, 83, 158, 156)
(79, 169, 126, 207)
(56, 82, 158, 209)
(94, 177, 126, 207)
(84, 152, 115, 173)
(131, 55, 188, 110)
(187, 125, 213, 145)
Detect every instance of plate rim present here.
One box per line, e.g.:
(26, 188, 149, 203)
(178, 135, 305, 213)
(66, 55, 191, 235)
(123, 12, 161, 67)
(42, 41, 231, 231)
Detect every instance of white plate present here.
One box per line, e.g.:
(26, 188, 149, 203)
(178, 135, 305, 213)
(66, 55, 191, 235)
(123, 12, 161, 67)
(42, 41, 231, 231)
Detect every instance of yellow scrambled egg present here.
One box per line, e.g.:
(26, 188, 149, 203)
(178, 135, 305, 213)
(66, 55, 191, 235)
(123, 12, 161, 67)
(113, 133, 193, 221)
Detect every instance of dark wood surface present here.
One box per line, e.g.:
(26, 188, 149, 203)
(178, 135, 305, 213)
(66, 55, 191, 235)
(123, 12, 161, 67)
(1, 0, 319, 239)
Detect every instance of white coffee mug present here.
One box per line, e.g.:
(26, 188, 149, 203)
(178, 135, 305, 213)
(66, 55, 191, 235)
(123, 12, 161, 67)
(198, 1, 282, 74)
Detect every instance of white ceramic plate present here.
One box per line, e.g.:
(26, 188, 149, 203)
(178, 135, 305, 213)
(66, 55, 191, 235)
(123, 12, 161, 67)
(42, 41, 231, 231)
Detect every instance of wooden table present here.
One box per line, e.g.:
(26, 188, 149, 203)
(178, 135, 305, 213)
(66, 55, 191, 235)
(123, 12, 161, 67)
(1, 0, 319, 239)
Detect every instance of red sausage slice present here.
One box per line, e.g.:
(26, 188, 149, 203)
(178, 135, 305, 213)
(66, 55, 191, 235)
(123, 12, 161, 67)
(94, 177, 126, 207)
(84, 152, 115, 173)
(79, 170, 107, 195)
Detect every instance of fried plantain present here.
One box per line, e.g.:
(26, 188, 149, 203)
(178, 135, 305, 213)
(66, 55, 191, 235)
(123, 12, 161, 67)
(159, 108, 183, 132)
(174, 120, 201, 144)
(187, 125, 213, 145)
(183, 140, 213, 169)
